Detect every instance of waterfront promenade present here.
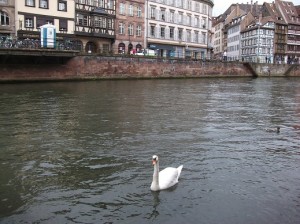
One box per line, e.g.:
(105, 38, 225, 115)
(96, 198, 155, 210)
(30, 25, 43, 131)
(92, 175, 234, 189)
(0, 49, 299, 82)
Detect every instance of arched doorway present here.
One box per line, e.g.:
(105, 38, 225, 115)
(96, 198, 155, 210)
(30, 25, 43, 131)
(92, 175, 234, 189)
(118, 43, 125, 54)
(136, 44, 142, 53)
(85, 41, 96, 53)
(128, 43, 133, 54)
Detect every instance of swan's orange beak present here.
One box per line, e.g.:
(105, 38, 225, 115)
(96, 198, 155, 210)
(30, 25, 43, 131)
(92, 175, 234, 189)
(152, 160, 156, 165)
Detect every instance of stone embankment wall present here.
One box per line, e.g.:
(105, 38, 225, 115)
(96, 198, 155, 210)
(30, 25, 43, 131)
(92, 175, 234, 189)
(249, 63, 300, 77)
(0, 56, 299, 82)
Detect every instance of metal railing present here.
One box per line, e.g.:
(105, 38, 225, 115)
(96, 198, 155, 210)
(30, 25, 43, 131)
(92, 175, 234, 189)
(0, 36, 82, 51)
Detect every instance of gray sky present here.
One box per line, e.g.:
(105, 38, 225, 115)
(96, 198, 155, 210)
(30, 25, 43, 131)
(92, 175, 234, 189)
(213, 0, 300, 16)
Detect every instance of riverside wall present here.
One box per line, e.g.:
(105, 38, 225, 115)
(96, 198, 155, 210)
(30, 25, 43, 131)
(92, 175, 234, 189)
(0, 56, 299, 82)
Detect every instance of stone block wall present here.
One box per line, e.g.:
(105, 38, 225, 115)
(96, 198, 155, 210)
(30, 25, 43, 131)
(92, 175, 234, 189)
(0, 55, 277, 82)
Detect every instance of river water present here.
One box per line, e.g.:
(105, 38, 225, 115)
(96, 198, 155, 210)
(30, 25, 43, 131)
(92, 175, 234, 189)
(0, 78, 300, 224)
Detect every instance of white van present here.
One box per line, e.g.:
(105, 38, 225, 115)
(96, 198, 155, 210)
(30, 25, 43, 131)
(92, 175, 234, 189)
(136, 49, 157, 56)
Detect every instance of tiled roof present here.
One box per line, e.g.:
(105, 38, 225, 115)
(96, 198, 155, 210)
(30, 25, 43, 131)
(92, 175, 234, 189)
(276, 0, 300, 25)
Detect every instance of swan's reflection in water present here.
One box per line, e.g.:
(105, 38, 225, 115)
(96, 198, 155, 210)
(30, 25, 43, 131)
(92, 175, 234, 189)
(148, 191, 160, 220)
(148, 184, 179, 220)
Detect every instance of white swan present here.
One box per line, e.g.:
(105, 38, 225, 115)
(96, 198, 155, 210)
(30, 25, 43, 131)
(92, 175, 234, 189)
(150, 155, 183, 191)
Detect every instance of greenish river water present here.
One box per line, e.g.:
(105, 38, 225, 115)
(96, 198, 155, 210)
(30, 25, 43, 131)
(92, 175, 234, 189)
(0, 78, 300, 223)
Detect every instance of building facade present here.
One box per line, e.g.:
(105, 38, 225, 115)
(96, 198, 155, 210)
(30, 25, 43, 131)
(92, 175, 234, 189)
(0, 0, 15, 37)
(276, 0, 300, 64)
(145, 0, 214, 59)
(241, 17, 275, 63)
(114, 0, 145, 54)
(262, 2, 288, 64)
(212, 15, 225, 59)
(75, 0, 116, 53)
(227, 15, 244, 61)
(16, 0, 77, 48)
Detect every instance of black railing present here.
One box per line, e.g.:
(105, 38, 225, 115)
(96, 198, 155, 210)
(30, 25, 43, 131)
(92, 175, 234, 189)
(0, 36, 82, 51)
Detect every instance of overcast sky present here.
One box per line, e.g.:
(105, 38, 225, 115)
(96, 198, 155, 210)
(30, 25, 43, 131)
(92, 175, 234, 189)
(213, 0, 300, 16)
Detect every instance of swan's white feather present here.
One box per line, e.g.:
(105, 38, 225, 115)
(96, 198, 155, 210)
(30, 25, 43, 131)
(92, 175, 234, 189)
(159, 167, 179, 190)
(153, 165, 183, 191)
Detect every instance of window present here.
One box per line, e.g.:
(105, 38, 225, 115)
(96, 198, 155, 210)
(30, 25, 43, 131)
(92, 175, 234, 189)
(161, 27, 165, 38)
(0, 11, 9, 26)
(94, 16, 106, 28)
(107, 0, 114, 9)
(150, 7, 155, 19)
(136, 25, 141, 36)
(161, 9, 165, 21)
(170, 27, 174, 39)
(202, 4, 207, 14)
(150, 25, 155, 37)
(37, 16, 54, 27)
(58, 1, 67, 11)
(95, 0, 102, 7)
(77, 14, 88, 26)
(195, 17, 199, 27)
(128, 24, 133, 35)
(179, 0, 183, 8)
(195, 2, 200, 12)
(120, 3, 125, 15)
(178, 13, 183, 24)
(102, 44, 109, 53)
(25, 17, 33, 28)
(59, 19, 67, 31)
(137, 6, 142, 17)
(202, 17, 206, 28)
(107, 19, 113, 29)
(187, 15, 191, 26)
(25, 0, 35, 6)
(186, 30, 191, 42)
(39, 0, 48, 8)
(0, 0, 8, 4)
(119, 22, 124, 34)
(187, 0, 192, 10)
(194, 31, 199, 43)
(170, 11, 174, 23)
(201, 32, 206, 43)
(128, 4, 133, 16)
(178, 28, 182, 40)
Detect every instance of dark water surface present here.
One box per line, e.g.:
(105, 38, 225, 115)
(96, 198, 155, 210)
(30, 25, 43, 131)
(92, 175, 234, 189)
(0, 78, 300, 224)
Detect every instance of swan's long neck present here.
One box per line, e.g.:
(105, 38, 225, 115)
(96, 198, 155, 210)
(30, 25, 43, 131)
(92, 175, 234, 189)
(151, 161, 160, 191)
